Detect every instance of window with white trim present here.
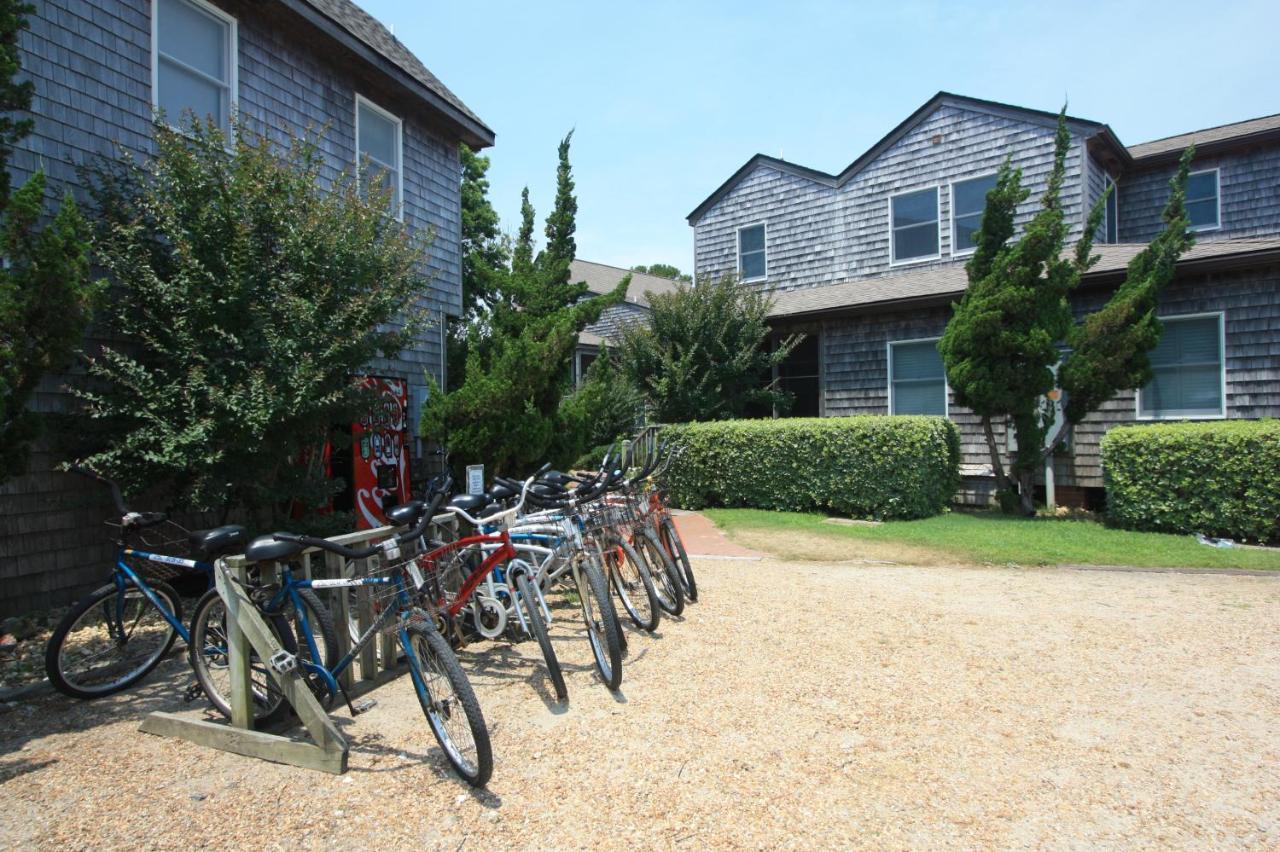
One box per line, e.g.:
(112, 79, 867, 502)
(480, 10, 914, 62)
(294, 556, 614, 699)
(1138, 314, 1225, 419)
(891, 187, 939, 263)
(738, 224, 766, 281)
(889, 338, 946, 416)
(356, 96, 403, 208)
(952, 174, 997, 254)
(153, 0, 236, 133)
(1102, 174, 1118, 244)
(1186, 169, 1220, 231)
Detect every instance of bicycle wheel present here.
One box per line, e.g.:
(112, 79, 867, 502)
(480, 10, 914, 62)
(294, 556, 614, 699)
(404, 621, 493, 787)
(188, 589, 298, 728)
(660, 517, 698, 603)
(605, 536, 659, 632)
(574, 556, 623, 690)
(46, 580, 182, 699)
(514, 570, 567, 702)
(636, 528, 684, 617)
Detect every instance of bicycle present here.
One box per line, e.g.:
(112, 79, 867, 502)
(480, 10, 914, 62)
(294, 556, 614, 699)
(188, 480, 494, 787)
(44, 467, 251, 700)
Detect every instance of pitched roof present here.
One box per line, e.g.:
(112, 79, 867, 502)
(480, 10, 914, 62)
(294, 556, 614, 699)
(571, 259, 684, 308)
(767, 238, 1280, 321)
(1128, 113, 1280, 162)
(687, 92, 1120, 224)
(290, 0, 494, 148)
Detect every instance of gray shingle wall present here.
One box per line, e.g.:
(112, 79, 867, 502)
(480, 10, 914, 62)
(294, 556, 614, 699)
(0, 0, 466, 617)
(693, 105, 1093, 294)
(790, 263, 1279, 497)
(1118, 145, 1280, 242)
(584, 301, 649, 343)
(694, 166, 839, 292)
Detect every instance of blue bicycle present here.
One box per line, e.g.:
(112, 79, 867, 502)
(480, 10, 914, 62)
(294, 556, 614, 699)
(44, 467, 249, 699)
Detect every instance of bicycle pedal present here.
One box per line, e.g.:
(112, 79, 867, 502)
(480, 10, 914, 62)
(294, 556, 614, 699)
(182, 682, 204, 703)
(352, 698, 377, 714)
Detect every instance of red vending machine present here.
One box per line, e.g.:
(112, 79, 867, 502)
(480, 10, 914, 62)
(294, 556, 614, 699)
(352, 376, 410, 529)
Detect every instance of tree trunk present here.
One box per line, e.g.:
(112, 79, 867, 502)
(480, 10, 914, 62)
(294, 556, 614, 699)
(1016, 467, 1037, 516)
(981, 416, 1009, 493)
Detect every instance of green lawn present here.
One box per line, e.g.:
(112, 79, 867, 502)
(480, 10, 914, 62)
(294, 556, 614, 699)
(703, 508, 1280, 571)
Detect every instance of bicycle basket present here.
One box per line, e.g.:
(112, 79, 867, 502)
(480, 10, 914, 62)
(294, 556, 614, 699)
(108, 518, 195, 581)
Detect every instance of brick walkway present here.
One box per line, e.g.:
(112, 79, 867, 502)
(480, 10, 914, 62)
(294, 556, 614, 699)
(671, 511, 763, 559)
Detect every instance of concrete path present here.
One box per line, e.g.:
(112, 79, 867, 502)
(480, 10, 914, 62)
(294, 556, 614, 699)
(671, 511, 763, 559)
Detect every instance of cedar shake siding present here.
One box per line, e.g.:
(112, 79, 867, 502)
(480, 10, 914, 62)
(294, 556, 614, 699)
(0, 0, 490, 616)
(691, 93, 1280, 505)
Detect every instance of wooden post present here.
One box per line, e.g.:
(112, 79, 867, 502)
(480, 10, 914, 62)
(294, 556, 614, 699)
(356, 556, 377, 680)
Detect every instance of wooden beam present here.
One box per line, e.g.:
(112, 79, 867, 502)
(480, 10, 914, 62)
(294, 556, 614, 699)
(140, 713, 347, 774)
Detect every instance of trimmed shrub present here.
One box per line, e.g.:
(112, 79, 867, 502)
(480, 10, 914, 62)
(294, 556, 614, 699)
(658, 416, 960, 520)
(1101, 420, 1280, 542)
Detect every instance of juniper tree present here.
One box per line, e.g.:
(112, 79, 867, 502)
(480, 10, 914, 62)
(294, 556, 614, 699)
(422, 133, 626, 474)
(0, 0, 96, 483)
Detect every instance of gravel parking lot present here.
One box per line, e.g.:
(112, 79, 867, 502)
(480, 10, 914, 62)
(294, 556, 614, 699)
(2, 552, 1277, 849)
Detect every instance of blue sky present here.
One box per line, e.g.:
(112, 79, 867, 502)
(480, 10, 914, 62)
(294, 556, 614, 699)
(361, 0, 1279, 275)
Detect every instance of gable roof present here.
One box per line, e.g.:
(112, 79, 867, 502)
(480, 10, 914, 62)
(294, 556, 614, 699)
(286, 0, 494, 148)
(571, 259, 684, 308)
(1127, 113, 1280, 163)
(687, 92, 1123, 224)
(766, 238, 1280, 321)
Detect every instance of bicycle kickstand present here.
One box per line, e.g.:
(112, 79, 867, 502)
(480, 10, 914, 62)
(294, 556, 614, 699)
(337, 680, 377, 716)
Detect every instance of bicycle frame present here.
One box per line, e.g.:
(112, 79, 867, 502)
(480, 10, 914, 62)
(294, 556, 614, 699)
(111, 545, 213, 643)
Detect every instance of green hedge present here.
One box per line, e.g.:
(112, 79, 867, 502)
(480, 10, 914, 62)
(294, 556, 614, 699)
(1101, 420, 1280, 542)
(658, 417, 960, 520)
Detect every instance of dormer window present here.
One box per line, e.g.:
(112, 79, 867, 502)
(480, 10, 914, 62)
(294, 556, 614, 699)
(890, 187, 939, 263)
(738, 224, 766, 281)
(951, 174, 997, 254)
(1186, 169, 1220, 231)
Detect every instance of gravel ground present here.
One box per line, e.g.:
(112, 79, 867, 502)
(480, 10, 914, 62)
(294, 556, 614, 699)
(1, 556, 1278, 849)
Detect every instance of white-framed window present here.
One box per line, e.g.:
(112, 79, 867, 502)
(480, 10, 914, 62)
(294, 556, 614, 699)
(1102, 174, 1119, 244)
(1186, 168, 1220, 231)
(890, 187, 940, 264)
(950, 174, 998, 255)
(356, 94, 404, 214)
(888, 337, 947, 416)
(737, 223, 766, 281)
(1137, 313, 1226, 420)
(152, 0, 237, 134)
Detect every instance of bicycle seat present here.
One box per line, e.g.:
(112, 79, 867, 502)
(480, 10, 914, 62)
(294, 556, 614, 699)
(385, 499, 424, 527)
(243, 534, 305, 564)
(488, 482, 516, 501)
(448, 493, 491, 515)
(188, 525, 249, 558)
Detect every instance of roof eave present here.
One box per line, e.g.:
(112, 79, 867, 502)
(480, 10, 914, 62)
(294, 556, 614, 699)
(1128, 126, 1280, 166)
(280, 0, 495, 149)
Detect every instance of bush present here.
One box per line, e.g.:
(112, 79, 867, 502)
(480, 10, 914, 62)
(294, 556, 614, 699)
(658, 416, 960, 520)
(1101, 420, 1280, 542)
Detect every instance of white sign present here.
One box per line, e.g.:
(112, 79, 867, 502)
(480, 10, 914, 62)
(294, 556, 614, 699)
(466, 464, 484, 495)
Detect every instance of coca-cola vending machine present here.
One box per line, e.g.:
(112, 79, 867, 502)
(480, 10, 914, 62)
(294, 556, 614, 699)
(352, 376, 410, 529)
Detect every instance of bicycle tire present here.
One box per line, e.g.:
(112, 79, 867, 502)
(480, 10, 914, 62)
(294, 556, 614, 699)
(514, 570, 567, 702)
(187, 588, 299, 728)
(660, 517, 698, 603)
(574, 555, 624, 690)
(606, 536, 660, 632)
(46, 581, 182, 699)
(636, 527, 684, 617)
(404, 621, 493, 787)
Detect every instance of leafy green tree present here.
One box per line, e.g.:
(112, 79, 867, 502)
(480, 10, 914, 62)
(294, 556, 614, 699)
(555, 346, 643, 463)
(77, 118, 430, 525)
(618, 275, 799, 423)
(422, 133, 625, 474)
(940, 109, 1193, 514)
(449, 144, 508, 391)
(632, 263, 690, 283)
(0, 0, 96, 483)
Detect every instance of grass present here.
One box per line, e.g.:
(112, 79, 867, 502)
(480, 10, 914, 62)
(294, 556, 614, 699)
(702, 508, 1280, 571)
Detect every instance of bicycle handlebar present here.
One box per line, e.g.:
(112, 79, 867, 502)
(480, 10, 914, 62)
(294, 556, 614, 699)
(70, 463, 129, 516)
